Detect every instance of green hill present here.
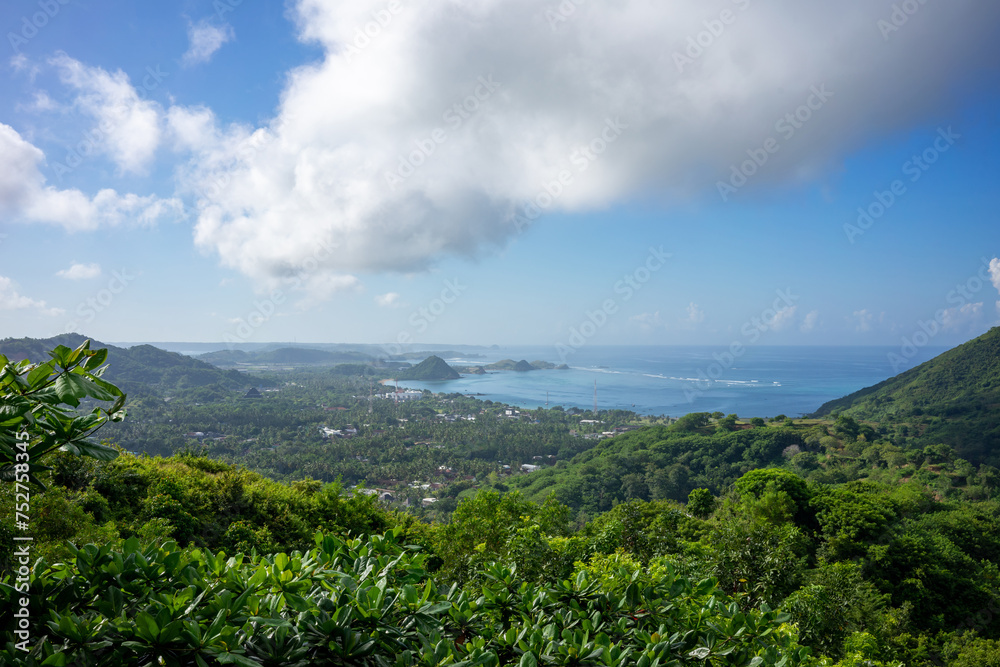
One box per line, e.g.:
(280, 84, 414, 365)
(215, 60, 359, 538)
(509, 419, 804, 513)
(0, 334, 253, 395)
(395, 355, 460, 380)
(484, 358, 521, 371)
(811, 326, 1000, 464)
(485, 358, 537, 371)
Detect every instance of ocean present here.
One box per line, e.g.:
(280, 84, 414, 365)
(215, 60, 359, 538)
(397, 345, 947, 418)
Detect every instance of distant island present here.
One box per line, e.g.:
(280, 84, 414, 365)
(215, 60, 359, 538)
(395, 355, 461, 380)
(483, 359, 570, 371)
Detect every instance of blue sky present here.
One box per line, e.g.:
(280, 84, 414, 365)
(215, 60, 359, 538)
(0, 0, 999, 360)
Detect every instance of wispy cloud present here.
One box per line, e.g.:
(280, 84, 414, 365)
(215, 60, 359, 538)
(630, 311, 663, 332)
(0, 275, 63, 315)
(56, 262, 102, 280)
(800, 309, 819, 333)
(771, 305, 797, 332)
(0, 122, 183, 231)
(375, 292, 401, 307)
(684, 302, 705, 326)
(852, 309, 875, 332)
(183, 20, 234, 66)
(940, 302, 983, 331)
(50, 53, 162, 174)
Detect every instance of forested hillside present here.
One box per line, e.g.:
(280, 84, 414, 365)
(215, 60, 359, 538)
(0, 334, 254, 398)
(5, 339, 1000, 665)
(812, 327, 1000, 464)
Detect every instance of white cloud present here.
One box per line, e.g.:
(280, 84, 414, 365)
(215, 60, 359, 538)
(376, 292, 401, 307)
(50, 53, 162, 174)
(9, 53, 38, 78)
(801, 309, 819, 333)
(940, 302, 983, 331)
(0, 276, 63, 315)
(17, 90, 57, 112)
(183, 20, 235, 66)
(292, 273, 363, 309)
(630, 311, 663, 332)
(166, 105, 220, 151)
(56, 262, 102, 280)
(176, 0, 999, 295)
(0, 122, 183, 231)
(684, 303, 705, 326)
(989, 257, 1000, 293)
(771, 305, 797, 331)
(853, 309, 874, 332)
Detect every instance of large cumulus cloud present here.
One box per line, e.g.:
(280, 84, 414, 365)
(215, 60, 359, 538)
(181, 0, 1000, 291)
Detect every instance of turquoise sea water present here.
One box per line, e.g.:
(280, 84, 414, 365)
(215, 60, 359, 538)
(397, 345, 947, 418)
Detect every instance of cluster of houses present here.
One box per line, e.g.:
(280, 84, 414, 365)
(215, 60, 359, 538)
(377, 390, 424, 402)
(184, 431, 227, 442)
(436, 413, 477, 422)
(320, 425, 359, 438)
(569, 422, 644, 440)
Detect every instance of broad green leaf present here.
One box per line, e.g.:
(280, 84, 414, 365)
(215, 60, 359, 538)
(26, 361, 55, 388)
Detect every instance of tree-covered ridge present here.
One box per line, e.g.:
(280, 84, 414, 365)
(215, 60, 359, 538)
(811, 326, 1000, 464)
(0, 334, 254, 397)
(509, 418, 806, 513)
(198, 347, 378, 367)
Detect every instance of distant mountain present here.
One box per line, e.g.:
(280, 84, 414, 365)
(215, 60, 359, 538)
(395, 350, 485, 360)
(255, 348, 372, 364)
(196, 349, 252, 366)
(811, 327, 1000, 464)
(395, 355, 460, 380)
(198, 347, 373, 366)
(0, 334, 254, 395)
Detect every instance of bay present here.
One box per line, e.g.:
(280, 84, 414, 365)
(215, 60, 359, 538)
(397, 345, 947, 418)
